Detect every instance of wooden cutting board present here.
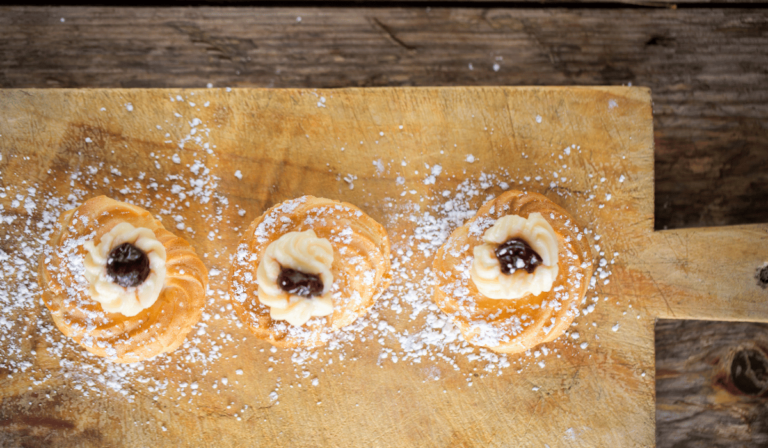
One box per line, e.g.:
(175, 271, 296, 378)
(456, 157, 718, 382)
(0, 87, 766, 447)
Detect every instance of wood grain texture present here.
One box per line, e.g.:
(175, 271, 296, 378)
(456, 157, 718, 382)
(656, 319, 768, 448)
(641, 225, 768, 321)
(1, 6, 768, 445)
(0, 86, 662, 447)
(59, 0, 768, 4)
(1, 7, 767, 231)
(26, 0, 768, 5)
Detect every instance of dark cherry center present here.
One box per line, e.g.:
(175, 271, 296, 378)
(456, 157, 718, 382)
(107, 242, 151, 288)
(277, 268, 324, 298)
(494, 238, 542, 274)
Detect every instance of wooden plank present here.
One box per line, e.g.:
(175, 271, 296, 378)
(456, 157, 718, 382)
(0, 86, 657, 447)
(641, 224, 768, 321)
(40, 0, 768, 4)
(1, 7, 766, 231)
(656, 320, 768, 447)
(129, 0, 768, 3)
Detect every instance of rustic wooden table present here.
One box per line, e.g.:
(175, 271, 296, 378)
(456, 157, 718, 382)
(1, 4, 767, 447)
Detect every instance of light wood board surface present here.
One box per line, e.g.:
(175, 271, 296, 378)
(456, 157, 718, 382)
(0, 87, 765, 447)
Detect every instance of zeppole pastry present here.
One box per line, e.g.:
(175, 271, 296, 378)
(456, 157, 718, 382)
(229, 196, 391, 348)
(38, 196, 208, 363)
(433, 190, 593, 355)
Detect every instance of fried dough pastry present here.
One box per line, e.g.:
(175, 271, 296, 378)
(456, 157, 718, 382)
(433, 190, 593, 354)
(229, 196, 391, 348)
(38, 196, 208, 363)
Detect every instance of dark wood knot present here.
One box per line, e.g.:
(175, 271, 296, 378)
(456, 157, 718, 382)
(731, 348, 768, 397)
(645, 35, 675, 47)
(758, 264, 768, 288)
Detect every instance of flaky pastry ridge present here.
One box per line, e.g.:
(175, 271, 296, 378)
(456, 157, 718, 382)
(229, 196, 391, 348)
(433, 190, 594, 354)
(38, 196, 208, 363)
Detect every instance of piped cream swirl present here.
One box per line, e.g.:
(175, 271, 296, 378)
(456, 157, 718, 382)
(83, 222, 167, 316)
(256, 230, 334, 326)
(470, 212, 559, 300)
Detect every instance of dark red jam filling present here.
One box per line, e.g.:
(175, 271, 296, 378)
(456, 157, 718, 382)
(277, 268, 324, 298)
(494, 238, 543, 274)
(107, 242, 151, 288)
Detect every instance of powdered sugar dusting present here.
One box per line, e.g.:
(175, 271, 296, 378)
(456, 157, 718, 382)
(0, 90, 634, 423)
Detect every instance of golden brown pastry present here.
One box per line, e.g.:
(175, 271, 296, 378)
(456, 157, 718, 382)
(433, 190, 593, 354)
(38, 196, 208, 363)
(229, 196, 391, 348)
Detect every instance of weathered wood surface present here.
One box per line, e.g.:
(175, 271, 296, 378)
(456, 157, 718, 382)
(0, 86, 661, 447)
(106, 0, 768, 4)
(1, 6, 768, 446)
(37, 0, 768, 5)
(641, 224, 768, 321)
(656, 320, 768, 448)
(0, 86, 765, 447)
(2, 7, 768, 231)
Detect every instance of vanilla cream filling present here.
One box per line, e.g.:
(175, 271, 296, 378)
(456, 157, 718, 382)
(470, 212, 559, 300)
(83, 222, 167, 317)
(257, 230, 334, 327)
